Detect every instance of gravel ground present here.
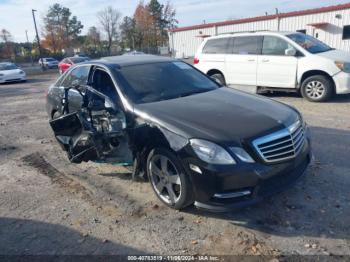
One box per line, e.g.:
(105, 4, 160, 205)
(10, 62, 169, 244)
(0, 74, 350, 257)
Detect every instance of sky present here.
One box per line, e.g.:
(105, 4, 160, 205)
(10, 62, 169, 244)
(0, 0, 349, 42)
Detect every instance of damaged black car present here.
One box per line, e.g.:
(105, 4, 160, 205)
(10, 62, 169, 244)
(46, 55, 312, 211)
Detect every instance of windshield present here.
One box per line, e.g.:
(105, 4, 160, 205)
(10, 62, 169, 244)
(287, 33, 332, 54)
(115, 61, 219, 104)
(0, 63, 18, 71)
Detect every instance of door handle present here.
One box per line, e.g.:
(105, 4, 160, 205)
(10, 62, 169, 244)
(261, 59, 270, 62)
(247, 59, 255, 62)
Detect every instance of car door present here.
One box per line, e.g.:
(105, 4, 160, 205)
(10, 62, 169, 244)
(257, 36, 298, 88)
(60, 65, 91, 113)
(49, 78, 132, 165)
(225, 36, 262, 86)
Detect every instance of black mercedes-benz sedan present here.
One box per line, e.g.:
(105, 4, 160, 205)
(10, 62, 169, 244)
(46, 55, 311, 211)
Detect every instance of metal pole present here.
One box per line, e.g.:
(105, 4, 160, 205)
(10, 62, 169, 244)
(32, 9, 45, 70)
(25, 30, 34, 66)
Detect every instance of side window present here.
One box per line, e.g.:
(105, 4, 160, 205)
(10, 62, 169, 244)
(91, 69, 120, 105)
(262, 36, 293, 56)
(202, 38, 230, 54)
(232, 36, 261, 55)
(61, 66, 90, 87)
(297, 29, 306, 34)
(343, 25, 350, 40)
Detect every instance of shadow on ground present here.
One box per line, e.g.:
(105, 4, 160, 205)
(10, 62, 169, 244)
(184, 126, 350, 242)
(0, 217, 146, 255)
(263, 91, 350, 103)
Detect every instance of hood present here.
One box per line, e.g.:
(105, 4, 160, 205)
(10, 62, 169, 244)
(134, 88, 299, 145)
(317, 49, 350, 62)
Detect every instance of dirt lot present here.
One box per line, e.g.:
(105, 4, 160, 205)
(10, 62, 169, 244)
(0, 74, 350, 257)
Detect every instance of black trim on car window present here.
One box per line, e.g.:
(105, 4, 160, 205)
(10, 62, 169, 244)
(231, 36, 263, 55)
(202, 38, 231, 54)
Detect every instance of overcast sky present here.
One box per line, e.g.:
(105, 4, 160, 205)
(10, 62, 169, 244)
(0, 0, 349, 42)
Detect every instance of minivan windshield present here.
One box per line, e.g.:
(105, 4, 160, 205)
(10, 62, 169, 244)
(287, 33, 333, 54)
(115, 61, 219, 104)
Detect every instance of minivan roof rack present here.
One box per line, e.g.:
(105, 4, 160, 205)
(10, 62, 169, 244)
(218, 30, 270, 35)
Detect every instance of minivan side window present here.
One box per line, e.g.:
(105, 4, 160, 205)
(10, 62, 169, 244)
(232, 36, 262, 55)
(262, 36, 293, 56)
(203, 38, 230, 54)
(61, 66, 90, 88)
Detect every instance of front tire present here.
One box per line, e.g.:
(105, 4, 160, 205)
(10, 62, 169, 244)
(301, 75, 333, 102)
(147, 148, 194, 210)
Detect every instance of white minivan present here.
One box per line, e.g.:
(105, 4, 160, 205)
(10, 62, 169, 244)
(194, 31, 350, 102)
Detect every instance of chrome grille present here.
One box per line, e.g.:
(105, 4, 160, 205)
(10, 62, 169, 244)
(253, 120, 305, 163)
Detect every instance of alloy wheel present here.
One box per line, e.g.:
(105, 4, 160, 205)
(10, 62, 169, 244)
(305, 81, 325, 99)
(149, 154, 182, 205)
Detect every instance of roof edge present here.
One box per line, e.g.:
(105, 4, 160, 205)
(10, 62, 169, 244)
(169, 2, 350, 33)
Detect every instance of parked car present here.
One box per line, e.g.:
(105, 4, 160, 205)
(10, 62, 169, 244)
(38, 57, 59, 69)
(194, 31, 350, 102)
(0, 62, 26, 83)
(46, 55, 311, 211)
(58, 56, 90, 74)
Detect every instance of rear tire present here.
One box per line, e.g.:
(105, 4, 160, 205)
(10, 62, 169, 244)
(210, 73, 226, 86)
(147, 148, 194, 210)
(301, 75, 333, 102)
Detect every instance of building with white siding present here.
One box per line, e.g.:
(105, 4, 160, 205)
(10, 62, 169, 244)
(168, 3, 350, 58)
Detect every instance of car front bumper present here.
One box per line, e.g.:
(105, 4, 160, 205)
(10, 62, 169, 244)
(181, 138, 311, 212)
(0, 75, 26, 83)
(333, 71, 350, 94)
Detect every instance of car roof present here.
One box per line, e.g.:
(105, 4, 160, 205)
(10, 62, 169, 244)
(96, 55, 176, 67)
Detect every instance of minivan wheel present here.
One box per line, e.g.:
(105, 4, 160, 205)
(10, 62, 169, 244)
(301, 75, 333, 102)
(210, 73, 226, 86)
(147, 148, 194, 210)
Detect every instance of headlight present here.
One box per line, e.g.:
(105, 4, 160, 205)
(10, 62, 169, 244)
(190, 139, 236, 165)
(19, 71, 25, 74)
(335, 61, 350, 73)
(230, 147, 255, 163)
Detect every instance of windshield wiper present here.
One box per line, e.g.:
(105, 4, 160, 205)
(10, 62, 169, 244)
(313, 48, 334, 54)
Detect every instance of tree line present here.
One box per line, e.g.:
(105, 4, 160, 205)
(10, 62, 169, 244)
(0, 0, 177, 62)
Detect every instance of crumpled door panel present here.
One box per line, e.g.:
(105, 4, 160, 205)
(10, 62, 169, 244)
(49, 109, 132, 164)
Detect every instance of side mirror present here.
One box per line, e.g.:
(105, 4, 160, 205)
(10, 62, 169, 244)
(285, 48, 297, 56)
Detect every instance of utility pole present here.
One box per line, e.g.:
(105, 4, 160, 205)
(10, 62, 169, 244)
(25, 30, 34, 66)
(32, 9, 45, 70)
(275, 8, 280, 31)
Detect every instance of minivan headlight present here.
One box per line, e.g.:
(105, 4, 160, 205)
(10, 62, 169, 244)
(190, 139, 236, 165)
(335, 61, 350, 73)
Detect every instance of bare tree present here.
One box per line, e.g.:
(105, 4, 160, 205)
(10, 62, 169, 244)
(97, 6, 121, 55)
(0, 29, 14, 58)
(0, 29, 12, 43)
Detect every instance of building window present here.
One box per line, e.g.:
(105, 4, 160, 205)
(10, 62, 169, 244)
(343, 25, 350, 40)
(297, 29, 306, 34)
